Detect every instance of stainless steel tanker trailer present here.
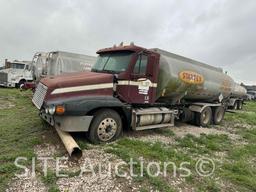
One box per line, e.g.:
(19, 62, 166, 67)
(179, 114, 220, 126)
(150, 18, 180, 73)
(227, 83, 247, 109)
(33, 43, 244, 147)
(23, 51, 97, 90)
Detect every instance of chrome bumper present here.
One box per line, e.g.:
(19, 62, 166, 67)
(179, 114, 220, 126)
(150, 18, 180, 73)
(39, 112, 93, 132)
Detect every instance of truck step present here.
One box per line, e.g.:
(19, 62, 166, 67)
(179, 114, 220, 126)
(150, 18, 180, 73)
(134, 123, 174, 131)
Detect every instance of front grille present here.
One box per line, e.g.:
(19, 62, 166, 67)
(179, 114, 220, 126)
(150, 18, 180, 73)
(32, 82, 48, 109)
(0, 72, 7, 85)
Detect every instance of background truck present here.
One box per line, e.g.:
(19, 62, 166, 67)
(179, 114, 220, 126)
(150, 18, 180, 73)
(24, 51, 97, 90)
(0, 60, 33, 88)
(32, 51, 97, 81)
(32, 43, 246, 144)
(227, 83, 247, 109)
(247, 90, 256, 100)
(31, 52, 48, 82)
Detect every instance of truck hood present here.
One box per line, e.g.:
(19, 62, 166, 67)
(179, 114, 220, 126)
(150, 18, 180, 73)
(41, 71, 114, 91)
(0, 68, 14, 73)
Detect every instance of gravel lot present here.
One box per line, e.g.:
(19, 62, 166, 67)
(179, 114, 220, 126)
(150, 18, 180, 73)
(6, 119, 246, 192)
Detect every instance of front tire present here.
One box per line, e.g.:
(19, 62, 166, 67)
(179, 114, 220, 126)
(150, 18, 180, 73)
(88, 109, 122, 144)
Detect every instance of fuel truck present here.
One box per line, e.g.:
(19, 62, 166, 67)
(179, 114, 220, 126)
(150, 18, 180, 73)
(32, 43, 246, 145)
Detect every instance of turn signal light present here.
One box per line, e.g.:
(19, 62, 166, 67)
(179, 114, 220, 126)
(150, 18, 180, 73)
(55, 105, 65, 115)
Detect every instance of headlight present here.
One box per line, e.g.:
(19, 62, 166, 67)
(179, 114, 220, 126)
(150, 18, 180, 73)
(48, 105, 56, 115)
(45, 107, 49, 114)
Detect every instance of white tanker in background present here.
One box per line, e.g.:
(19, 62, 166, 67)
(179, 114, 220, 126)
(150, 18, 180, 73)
(24, 51, 97, 90)
(227, 83, 247, 109)
(32, 51, 97, 82)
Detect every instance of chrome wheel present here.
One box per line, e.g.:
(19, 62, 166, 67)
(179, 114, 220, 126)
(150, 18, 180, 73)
(97, 118, 117, 142)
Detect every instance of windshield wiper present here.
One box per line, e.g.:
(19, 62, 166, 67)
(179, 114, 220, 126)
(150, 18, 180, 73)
(91, 68, 101, 72)
(102, 69, 119, 74)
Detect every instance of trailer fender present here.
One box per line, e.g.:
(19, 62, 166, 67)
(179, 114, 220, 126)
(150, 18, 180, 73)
(188, 103, 222, 113)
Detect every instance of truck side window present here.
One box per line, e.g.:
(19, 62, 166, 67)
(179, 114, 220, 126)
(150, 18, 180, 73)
(134, 54, 148, 75)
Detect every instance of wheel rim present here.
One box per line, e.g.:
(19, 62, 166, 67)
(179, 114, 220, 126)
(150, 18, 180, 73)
(202, 110, 210, 125)
(97, 118, 117, 141)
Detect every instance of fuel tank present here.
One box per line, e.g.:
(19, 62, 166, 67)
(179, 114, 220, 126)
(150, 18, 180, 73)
(151, 49, 236, 104)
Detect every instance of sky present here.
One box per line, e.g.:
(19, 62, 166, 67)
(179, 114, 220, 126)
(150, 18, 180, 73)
(0, 0, 255, 84)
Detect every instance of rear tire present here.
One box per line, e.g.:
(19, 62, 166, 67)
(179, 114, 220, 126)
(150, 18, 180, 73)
(180, 108, 194, 123)
(195, 107, 212, 127)
(213, 106, 225, 125)
(88, 109, 122, 144)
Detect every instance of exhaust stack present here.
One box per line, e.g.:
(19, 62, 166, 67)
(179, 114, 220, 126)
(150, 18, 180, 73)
(55, 128, 82, 159)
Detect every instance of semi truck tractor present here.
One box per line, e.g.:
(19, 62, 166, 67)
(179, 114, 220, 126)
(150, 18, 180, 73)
(0, 60, 33, 88)
(32, 43, 240, 144)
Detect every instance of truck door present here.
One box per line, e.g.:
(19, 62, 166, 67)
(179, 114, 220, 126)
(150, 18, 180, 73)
(128, 53, 157, 104)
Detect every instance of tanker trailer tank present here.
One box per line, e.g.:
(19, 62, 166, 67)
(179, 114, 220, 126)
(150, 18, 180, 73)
(151, 48, 235, 104)
(228, 83, 247, 110)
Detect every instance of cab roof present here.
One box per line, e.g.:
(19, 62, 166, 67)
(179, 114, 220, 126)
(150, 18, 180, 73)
(96, 44, 146, 54)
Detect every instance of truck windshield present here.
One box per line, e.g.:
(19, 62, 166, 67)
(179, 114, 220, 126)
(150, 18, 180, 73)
(10, 63, 25, 69)
(91, 52, 133, 73)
